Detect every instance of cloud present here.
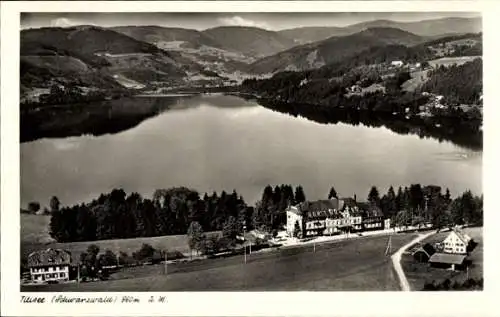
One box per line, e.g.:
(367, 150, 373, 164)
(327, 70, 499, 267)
(50, 18, 76, 28)
(218, 16, 271, 30)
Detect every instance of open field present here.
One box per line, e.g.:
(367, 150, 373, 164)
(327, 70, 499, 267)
(401, 69, 431, 92)
(22, 232, 418, 291)
(428, 56, 481, 68)
(21, 230, 222, 260)
(401, 226, 483, 291)
(20, 214, 54, 244)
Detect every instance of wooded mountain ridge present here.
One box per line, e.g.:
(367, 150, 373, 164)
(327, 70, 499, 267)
(20, 17, 482, 103)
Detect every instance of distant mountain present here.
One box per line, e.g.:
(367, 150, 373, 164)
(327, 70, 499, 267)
(279, 17, 482, 44)
(20, 25, 210, 99)
(202, 26, 298, 58)
(110, 26, 221, 49)
(247, 27, 425, 74)
(110, 25, 255, 74)
(278, 26, 352, 44)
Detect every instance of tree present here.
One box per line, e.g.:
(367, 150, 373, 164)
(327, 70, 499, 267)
(368, 186, 380, 207)
(295, 186, 306, 203)
(222, 216, 241, 244)
(133, 243, 156, 262)
(385, 186, 398, 218)
(328, 186, 338, 199)
(28, 201, 40, 214)
(187, 221, 205, 257)
(50, 196, 60, 213)
(293, 220, 301, 238)
(98, 249, 118, 267)
(80, 244, 100, 279)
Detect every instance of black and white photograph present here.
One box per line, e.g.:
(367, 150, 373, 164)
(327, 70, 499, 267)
(15, 9, 485, 293)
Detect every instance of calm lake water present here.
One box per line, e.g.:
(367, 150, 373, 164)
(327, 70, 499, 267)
(20, 94, 482, 208)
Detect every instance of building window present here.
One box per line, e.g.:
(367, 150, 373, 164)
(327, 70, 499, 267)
(60, 273, 65, 278)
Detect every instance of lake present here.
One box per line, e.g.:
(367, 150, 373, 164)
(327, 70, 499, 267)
(20, 94, 482, 208)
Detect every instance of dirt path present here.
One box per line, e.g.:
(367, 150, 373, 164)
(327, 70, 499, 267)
(391, 231, 436, 291)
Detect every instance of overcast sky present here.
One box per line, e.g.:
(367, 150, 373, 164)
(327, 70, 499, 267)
(21, 12, 481, 31)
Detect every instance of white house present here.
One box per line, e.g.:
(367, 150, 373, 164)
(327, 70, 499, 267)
(28, 248, 72, 283)
(442, 229, 472, 254)
(391, 60, 404, 67)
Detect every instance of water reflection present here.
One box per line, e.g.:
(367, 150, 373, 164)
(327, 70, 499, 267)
(21, 94, 482, 209)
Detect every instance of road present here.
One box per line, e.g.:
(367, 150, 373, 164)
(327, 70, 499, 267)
(391, 231, 436, 291)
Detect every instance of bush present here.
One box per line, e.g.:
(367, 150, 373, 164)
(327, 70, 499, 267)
(133, 243, 156, 262)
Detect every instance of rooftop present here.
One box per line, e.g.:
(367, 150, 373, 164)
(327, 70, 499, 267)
(429, 253, 467, 265)
(28, 248, 72, 267)
(451, 228, 472, 244)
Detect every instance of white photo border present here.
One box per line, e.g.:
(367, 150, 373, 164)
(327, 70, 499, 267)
(2, 1, 499, 316)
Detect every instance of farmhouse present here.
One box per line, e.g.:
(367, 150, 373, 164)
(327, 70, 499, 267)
(443, 229, 472, 254)
(28, 248, 72, 283)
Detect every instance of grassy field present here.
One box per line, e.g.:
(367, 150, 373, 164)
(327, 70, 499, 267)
(21, 225, 221, 260)
(22, 232, 418, 291)
(20, 214, 54, 244)
(401, 227, 483, 291)
(401, 69, 431, 92)
(20, 210, 222, 259)
(428, 56, 482, 68)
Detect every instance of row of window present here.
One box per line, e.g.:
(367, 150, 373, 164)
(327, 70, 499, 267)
(31, 266, 67, 273)
(444, 247, 465, 253)
(444, 242, 465, 247)
(35, 272, 66, 279)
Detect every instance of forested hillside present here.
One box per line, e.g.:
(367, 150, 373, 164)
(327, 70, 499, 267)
(421, 58, 482, 104)
(246, 27, 425, 74)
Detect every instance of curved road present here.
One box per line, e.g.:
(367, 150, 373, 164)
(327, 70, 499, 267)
(391, 230, 436, 291)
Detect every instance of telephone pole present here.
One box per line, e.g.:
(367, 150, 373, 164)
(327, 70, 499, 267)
(164, 251, 168, 275)
(243, 225, 247, 264)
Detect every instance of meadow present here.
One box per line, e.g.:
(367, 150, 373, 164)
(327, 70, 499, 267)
(22, 232, 418, 291)
(428, 56, 482, 68)
(21, 213, 221, 260)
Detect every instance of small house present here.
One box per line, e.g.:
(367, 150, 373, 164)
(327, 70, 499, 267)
(349, 85, 362, 93)
(28, 248, 72, 283)
(391, 60, 404, 67)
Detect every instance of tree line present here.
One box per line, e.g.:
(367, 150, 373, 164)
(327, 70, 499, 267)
(422, 277, 483, 291)
(47, 185, 306, 243)
(46, 183, 482, 243)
